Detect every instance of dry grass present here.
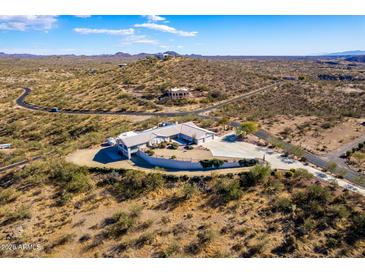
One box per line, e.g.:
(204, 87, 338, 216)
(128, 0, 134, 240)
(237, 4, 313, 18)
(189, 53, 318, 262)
(0, 165, 364, 258)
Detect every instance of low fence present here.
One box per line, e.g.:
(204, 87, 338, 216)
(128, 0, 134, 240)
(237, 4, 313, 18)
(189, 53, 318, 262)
(137, 150, 246, 171)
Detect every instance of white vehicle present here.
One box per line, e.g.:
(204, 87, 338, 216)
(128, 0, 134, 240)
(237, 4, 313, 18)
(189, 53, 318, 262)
(0, 143, 11, 149)
(106, 137, 116, 146)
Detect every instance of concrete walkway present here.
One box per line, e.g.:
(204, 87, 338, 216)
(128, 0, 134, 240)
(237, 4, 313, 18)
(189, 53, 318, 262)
(202, 135, 365, 196)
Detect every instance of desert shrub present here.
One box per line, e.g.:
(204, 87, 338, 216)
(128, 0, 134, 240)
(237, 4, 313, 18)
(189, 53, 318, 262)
(326, 161, 338, 174)
(303, 218, 317, 233)
(241, 164, 271, 187)
(214, 178, 242, 202)
(294, 184, 332, 206)
(0, 188, 18, 205)
(272, 235, 297, 255)
(235, 121, 258, 138)
(181, 183, 198, 200)
(49, 161, 93, 193)
(112, 170, 164, 200)
(347, 212, 365, 242)
(134, 233, 154, 248)
(197, 229, 217, 244)
(167, 142, 179, 150)
(200, 159, 224, 169)
(3, 205, 31, 224)
(195, 84, 210, 92)
(145, 149, 155, 156)
(330, 204, 350, 219)
(352, 212, 365, 237)
(129, 204, 144, 218)
(56, 191, 73, 206)
(106, 212, 136, 238)
(274, 196, 293, 213)
(284, 170, 294, 178)
(242, 238, 269, 257)
(352, 151, 365, 165)
(293, 184, 333, 218)
(112, 170, 145, 199)
(293, 168, 314, 180)
(288, 146, 305, 159)
(165, 242, 181, 257)
(146, 172, 165, 189)
(238, 158, 257, 167)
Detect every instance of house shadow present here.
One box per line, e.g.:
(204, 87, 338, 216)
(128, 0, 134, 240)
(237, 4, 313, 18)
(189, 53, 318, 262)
(222, 134, 237, 143)
(93, 146, 125, 164)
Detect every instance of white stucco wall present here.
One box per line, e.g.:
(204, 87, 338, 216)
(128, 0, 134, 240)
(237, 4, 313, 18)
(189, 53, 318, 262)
(136, 150, 240, 170)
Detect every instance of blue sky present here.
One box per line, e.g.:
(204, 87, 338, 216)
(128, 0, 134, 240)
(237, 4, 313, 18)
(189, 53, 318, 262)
(0, 15, 364, 55)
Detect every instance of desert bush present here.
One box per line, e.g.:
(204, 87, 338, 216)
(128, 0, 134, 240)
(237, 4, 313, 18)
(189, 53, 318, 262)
(3, 205, 31, 224)
(165, 242, 181, 257)
(293, 168, 314, 180)
(106, 211, 136, 238)
(167, 142, 179, 150)
(241, 164, 271, 187)
(145, 149, 155, 156)
(235, 121, 258, 138)
(200, 159, 224, 169)
(238, 158, 257, 167)
(0, 188, 18, 205)
(146, 172, 165, 189)
(214, 178, 242, 202)
(181, 183, 198, 200)
(112, 170, 164, 200)
(274, 196, 293, 213)
(293, 184, 333, 218)
(284, 170, 294, 178)
(347, 212, 365, 242)
(134, 233, 154, 248)
(49, 161, 93, 193)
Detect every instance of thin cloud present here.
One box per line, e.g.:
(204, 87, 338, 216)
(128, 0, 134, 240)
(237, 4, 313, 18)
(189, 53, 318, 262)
(0, 16, 57, 31)
(74, 27, 134, 36)
(144, 15, 166, 22)
(134, 23, 197, 37)
(74, 15, 91, 18)
(123, 34, 159, 45)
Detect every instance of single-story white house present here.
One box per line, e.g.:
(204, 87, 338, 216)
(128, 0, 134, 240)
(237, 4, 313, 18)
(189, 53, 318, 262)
(116, 122, 215, 159)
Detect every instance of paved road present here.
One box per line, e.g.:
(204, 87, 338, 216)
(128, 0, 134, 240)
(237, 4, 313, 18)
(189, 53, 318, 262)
(17, 83, 277, 117)
(254, 129, 365, 186)
(0, 155, 42, 174)
(324, 133, 365, 166)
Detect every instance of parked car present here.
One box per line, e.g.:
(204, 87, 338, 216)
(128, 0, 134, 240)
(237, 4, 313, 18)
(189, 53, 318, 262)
(0, 143, 11, 149)
(50, 107, 59, 112)
(106, 137, 116, 146)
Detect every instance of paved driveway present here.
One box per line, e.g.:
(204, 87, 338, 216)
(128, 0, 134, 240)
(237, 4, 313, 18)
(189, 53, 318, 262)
(202, 135, 365, 196)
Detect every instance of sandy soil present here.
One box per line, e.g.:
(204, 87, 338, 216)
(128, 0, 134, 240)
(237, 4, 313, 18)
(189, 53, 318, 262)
(0, 148, 15, 155)
(153, 147, 213, 161)
(264, 115, 365, 155)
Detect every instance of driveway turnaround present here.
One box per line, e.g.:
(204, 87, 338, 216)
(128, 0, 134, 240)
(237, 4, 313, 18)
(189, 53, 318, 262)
(202, 135, 365, 196)
(65, 146, 251, 177)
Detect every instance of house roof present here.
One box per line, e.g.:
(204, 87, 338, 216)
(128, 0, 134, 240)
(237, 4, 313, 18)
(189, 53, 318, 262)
(116, 122, 214, 148)
(168, 87, 189, 93)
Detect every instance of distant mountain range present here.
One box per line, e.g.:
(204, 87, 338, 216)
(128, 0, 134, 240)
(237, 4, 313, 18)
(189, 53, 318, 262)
(1, 50, 365, 61)
(326, 50, 365, 56)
